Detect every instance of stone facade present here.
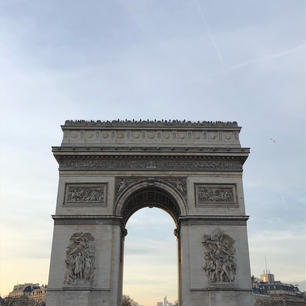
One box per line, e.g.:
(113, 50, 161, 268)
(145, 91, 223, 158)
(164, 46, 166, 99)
(29, 285, 47, 304)
(254, 295, 306, 306)
(46, 120, 254, 306)
(8, 283, 47, 304)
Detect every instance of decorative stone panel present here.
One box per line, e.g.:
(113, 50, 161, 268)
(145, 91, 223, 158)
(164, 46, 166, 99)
(115, 177, 187, 202)
(195, 184, 238, 207)
(202, 229, 236, 283)
(64, 183, 107, 207)
(61, 120, 241, 147)
(64, 232, 95, 285)
(58, 156, 243, 172)
(61, 129, 240, 147)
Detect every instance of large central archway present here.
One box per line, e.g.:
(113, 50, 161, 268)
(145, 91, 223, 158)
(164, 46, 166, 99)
(116, 182, 185, 305)
(122, 206, 179, 305)
(115, 179, 187, 226)
(46, 120, 255, 306)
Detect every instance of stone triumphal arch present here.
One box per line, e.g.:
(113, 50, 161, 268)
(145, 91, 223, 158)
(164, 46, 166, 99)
(46, 120, 254, 306)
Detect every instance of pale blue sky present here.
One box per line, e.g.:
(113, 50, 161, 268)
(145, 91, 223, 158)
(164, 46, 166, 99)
(0, 1, 305, 305)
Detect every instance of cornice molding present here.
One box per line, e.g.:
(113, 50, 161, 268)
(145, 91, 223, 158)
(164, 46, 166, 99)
(179, 215, 249, 226)
(53, 146, 250, 154)
(52, 215, 122, 225)
(56, 155, 245, 172)
(63, 120, 239, 129)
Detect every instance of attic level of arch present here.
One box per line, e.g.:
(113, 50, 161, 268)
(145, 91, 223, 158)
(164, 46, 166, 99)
(59, 122, 244, 149)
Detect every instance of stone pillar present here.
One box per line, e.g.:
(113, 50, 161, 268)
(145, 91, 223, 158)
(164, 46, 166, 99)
(46, 217, 123, 306)
(179, 217, 255, 306)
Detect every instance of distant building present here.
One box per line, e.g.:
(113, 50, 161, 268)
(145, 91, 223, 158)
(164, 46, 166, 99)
(8, 283, 39, 298)
(156, 296, 174, 306)
(255, 295, 305, 306)
(8, 283, 47, 303)
(252, 271, 305, 306)
(29, 285, 47, 304)
(252, 276, 302, 297)
(260, 272, 275, 283)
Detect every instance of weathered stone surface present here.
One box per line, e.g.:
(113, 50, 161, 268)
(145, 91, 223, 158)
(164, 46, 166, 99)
(115, 177, 187, 200)
(61, 120, 242, 147)
(64, 184, 107, 207)
(202, 229, 236, 283)
(64, 232, 95, 285)
(46, 120, 254, 306)
(195, 184, 238, 207)
(57, 155, 244, 172)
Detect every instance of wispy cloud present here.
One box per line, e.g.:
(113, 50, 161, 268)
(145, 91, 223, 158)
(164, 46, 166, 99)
(230, 43, 305, 70)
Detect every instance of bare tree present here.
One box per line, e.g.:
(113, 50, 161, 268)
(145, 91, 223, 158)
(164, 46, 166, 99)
(122, 295, 137, 306)
(4, 296, 35, 306)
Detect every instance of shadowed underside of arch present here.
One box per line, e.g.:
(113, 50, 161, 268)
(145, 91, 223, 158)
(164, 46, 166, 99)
(121, 187, 181, 226)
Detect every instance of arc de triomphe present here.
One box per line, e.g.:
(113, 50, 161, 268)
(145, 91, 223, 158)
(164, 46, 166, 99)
(46, 120, 254, 306)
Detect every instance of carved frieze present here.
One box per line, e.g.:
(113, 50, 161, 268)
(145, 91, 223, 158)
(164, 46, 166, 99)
(114, 177, 187, 201)
(61, 120, 241, 147)
(195, 184, 238, 207)
(58, 156, 243, 172)
(61, 129, 240, 146)
(202, 229, 236, 283)
(64, 183, 107, 206)
(64, 232, 95, 285)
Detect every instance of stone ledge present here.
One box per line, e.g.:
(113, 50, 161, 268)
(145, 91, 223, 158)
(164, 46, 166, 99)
(179, 215, 249, 226)
(47, 287, 111, 292)
(52, 214, 249, 226)
(52, 215, 123, 225)
(53, 146, 250, 154)
(63, 120, 240, 129)
(190, 288, 252, 292)
(54, 155, 246, 172)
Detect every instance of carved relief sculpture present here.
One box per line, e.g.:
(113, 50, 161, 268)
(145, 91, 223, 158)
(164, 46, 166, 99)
(58, 156, 243, 172)
(115, 177, 187, 201)
(64, 184, 106, 206)
(64, 232, 95, 285)
(202, 229, 236, 282)
(195, 184, 237, 207)
(198, 187, 233, 202)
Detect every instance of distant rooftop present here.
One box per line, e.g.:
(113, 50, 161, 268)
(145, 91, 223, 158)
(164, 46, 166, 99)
(63, 120, 239, 129)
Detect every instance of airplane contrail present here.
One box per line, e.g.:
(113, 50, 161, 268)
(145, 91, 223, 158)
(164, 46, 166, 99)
(192, 0, 226, 74)
(230, 43, 305, 70)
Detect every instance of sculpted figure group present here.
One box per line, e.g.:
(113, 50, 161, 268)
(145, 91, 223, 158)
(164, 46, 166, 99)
(64, 232, 95, 284)
(202, 229, 236, 283)
(198, 187, 233, 203)
(67, 186, 104, 203)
